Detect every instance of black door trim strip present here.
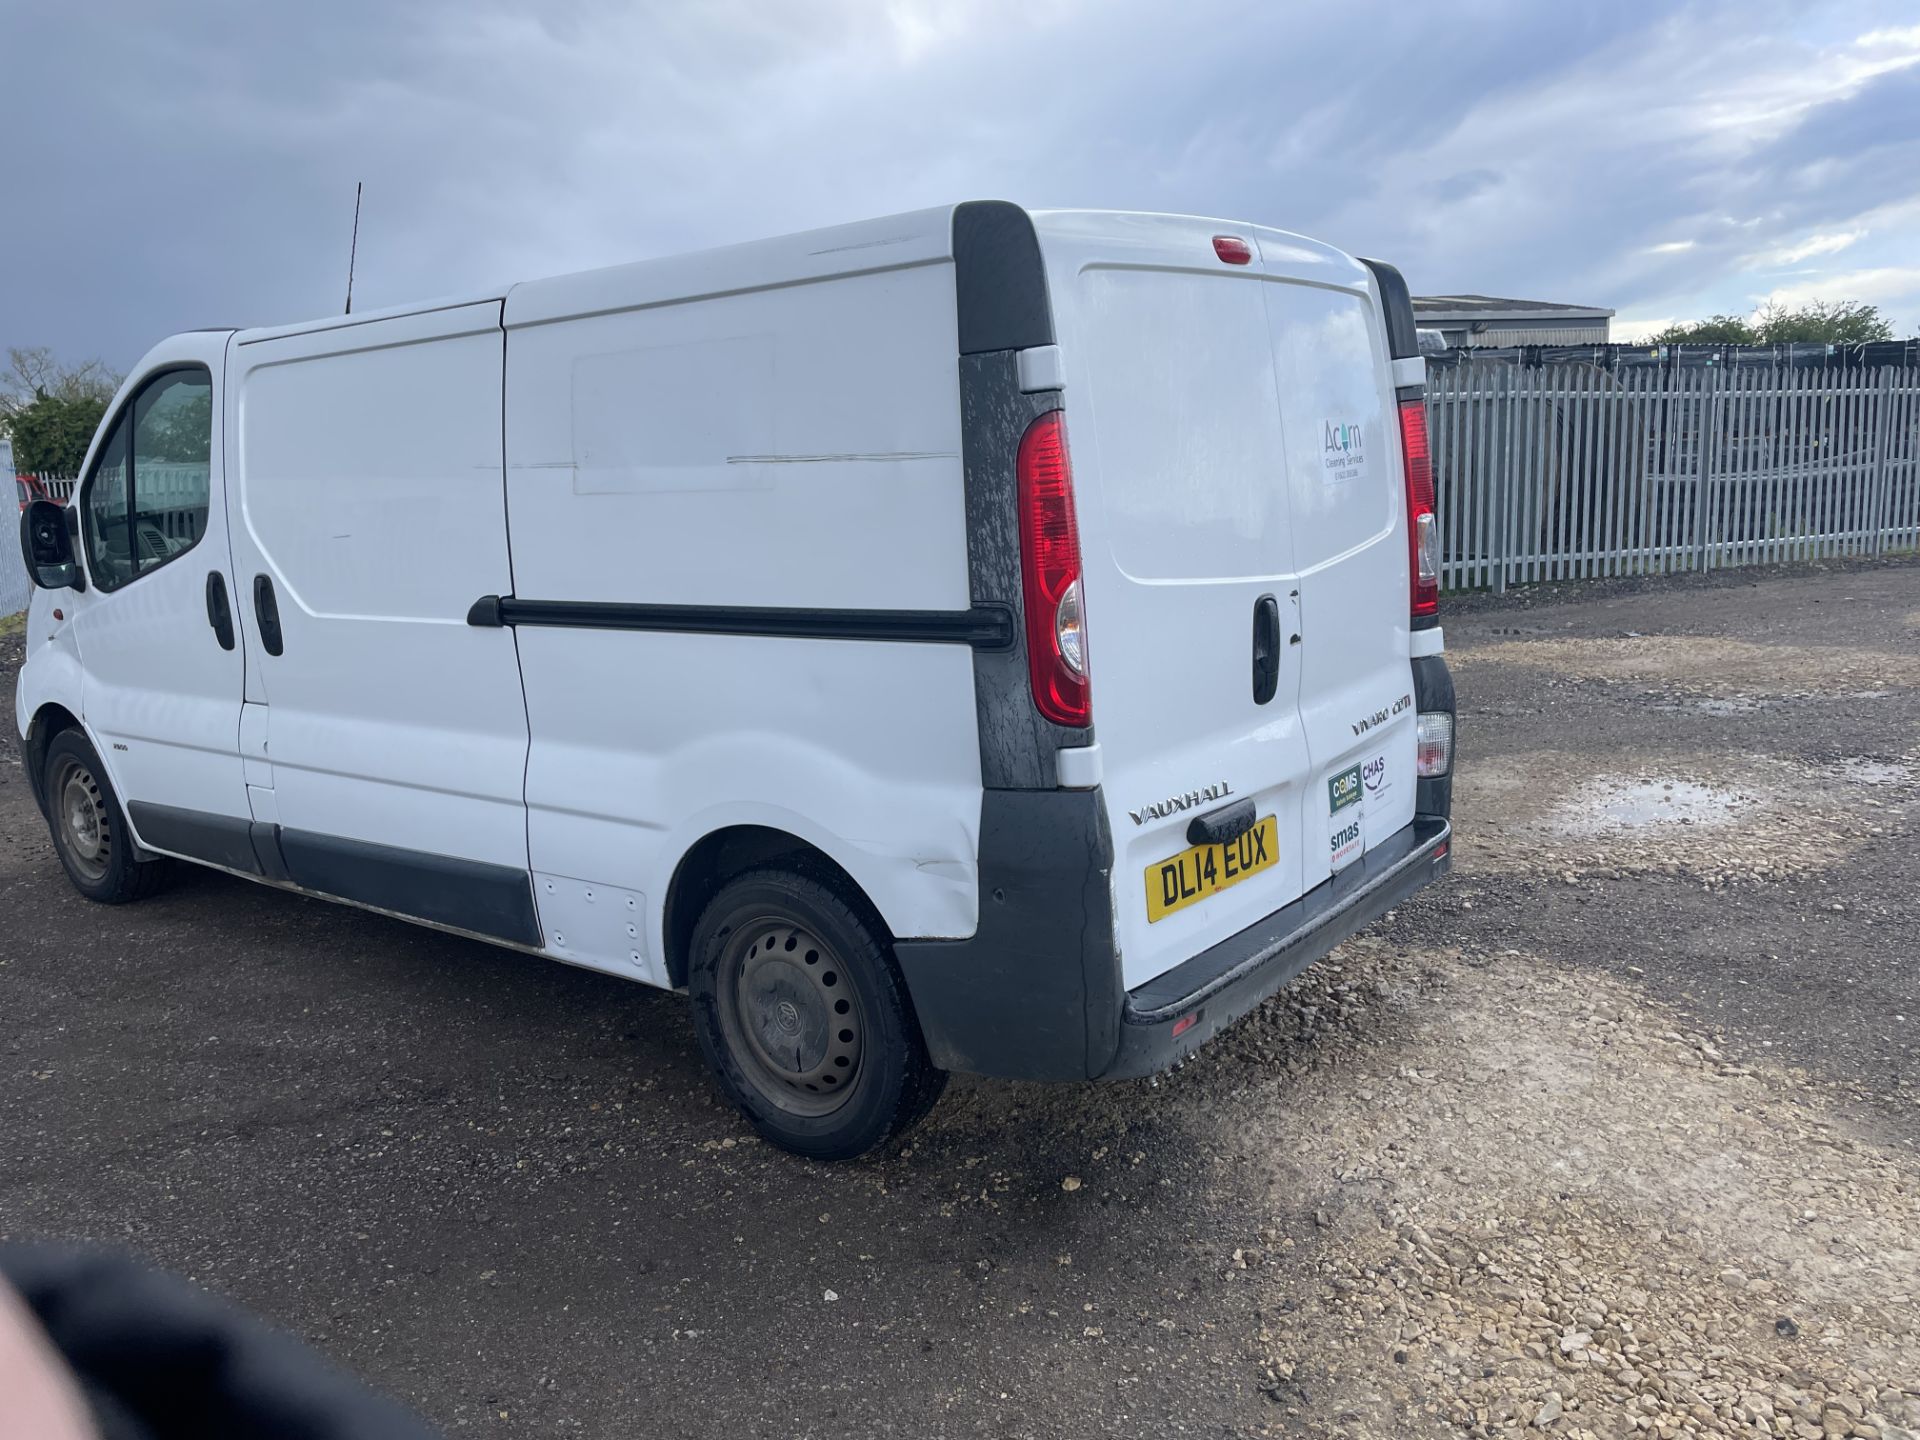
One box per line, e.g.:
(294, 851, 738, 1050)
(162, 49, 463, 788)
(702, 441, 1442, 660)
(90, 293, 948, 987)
(468, 594, 1015, 649)
(126, 801, 543, 948)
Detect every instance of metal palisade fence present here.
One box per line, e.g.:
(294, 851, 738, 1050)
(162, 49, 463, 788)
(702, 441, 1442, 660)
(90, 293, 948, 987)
(1426, 362, 1920, 592)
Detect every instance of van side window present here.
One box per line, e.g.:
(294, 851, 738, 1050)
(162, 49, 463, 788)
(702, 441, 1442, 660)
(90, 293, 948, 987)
(80, 366, 213, 591)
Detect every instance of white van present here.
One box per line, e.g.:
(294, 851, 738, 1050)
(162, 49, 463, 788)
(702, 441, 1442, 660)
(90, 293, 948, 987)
(16, 203, 1454, 1159)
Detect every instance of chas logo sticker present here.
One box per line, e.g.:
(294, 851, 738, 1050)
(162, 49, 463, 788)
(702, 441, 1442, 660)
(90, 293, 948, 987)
(1362, 753, 1390, 798)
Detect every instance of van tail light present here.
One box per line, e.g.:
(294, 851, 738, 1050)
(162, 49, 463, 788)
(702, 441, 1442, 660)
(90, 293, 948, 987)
(1415, 711, 1453, 776)
(1399, 398, 1438, 620)
(1016, 411, 1091, 728)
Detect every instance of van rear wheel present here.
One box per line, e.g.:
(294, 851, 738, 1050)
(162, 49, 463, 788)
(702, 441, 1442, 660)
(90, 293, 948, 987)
(41, 730, 173, 904)
(687, 869, 945, 1161)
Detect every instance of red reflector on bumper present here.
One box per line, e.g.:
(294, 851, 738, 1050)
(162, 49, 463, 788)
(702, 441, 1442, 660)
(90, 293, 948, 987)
(1171, 1012, 1198, 1039)
(1435, 841, 1449, 859)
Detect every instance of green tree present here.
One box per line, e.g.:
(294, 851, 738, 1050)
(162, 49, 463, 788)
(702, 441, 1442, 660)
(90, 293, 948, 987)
(1646, 314, 1757, 344)
(1649, 300, 1895, 346)
(134, 384, 213, 465)
(8, 393, 109, 474)
(1, 347, 121, 474)
(1751, 300, 1894, 345)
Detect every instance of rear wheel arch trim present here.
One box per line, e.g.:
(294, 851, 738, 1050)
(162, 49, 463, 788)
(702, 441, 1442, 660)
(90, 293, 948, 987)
(662, 824, 892, 990)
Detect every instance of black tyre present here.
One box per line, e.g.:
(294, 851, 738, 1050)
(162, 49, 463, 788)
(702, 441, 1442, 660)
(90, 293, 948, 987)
(41, 729, 173, 904)
(687, 869, 946, 1161)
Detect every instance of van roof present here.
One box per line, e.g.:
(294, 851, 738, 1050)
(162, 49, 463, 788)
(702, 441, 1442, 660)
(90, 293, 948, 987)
(220, 204, 1361, 347)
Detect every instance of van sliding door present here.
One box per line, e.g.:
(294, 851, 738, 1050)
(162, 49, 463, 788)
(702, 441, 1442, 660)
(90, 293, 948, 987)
(220, 302, 538, 945)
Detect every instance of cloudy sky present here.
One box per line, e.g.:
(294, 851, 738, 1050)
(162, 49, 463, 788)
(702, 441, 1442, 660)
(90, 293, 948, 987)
(4, 0, 1918, 370)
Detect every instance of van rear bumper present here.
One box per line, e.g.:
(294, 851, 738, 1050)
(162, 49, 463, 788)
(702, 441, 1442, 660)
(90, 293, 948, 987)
(1100, 817, 1451, 1079)
(895, 793, 1450, 1083)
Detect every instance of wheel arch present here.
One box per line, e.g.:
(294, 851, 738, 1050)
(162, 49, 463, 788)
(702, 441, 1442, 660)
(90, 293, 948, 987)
(23, 701, 85, 820)
(662, 824, 889, 990)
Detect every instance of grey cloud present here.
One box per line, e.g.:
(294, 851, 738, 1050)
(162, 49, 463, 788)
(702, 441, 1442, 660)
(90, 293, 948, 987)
(3, 0, 1916, 370)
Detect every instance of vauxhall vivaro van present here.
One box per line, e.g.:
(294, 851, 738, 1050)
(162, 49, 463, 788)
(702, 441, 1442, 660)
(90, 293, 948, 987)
(16, 202, 1454, 1158)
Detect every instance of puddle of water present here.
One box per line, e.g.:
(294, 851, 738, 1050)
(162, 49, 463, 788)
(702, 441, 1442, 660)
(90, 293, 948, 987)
(1654, 696, 1769, 717)
(1551, 778, 1756, 838)
(1836, 758, 1913, 787)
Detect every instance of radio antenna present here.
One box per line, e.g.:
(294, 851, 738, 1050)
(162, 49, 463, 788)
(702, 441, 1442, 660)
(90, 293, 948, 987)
(344, 181, 363, 315)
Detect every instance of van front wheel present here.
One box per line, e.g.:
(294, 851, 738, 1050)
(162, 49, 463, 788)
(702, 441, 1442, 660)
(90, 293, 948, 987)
(41, 730, 173, 904)
(687, 869, 945, 1161)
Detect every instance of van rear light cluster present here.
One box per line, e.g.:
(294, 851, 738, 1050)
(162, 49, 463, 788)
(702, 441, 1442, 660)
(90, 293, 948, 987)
(1016, 411, 1091, 728)
(1399, 398, 1438, 620)
(1415, 711, 1453, 777)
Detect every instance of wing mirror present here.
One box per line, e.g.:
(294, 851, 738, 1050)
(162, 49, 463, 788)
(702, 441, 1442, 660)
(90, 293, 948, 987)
(19, 499, 85, 591)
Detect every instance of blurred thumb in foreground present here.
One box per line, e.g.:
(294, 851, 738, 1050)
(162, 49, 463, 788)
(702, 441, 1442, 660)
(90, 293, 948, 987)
(1, 1245, 439, 1440)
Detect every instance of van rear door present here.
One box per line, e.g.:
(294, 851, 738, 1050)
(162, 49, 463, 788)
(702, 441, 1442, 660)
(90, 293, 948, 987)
(1033, 213, 1411, 991)
(1257, 262, 1419, 901)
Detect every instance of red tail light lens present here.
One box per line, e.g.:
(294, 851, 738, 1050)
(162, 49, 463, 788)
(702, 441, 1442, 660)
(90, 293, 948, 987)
(1213, 235, 1252, 265)
(1399, 398, 1438, 620)
(1016, 411, 1091, 728)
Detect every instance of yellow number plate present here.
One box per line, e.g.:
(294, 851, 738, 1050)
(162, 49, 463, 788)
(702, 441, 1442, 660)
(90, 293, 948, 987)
(1145, 815, 1279, 923)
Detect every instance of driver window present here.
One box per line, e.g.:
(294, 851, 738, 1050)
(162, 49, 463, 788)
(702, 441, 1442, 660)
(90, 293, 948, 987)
(81, 366, 213, 591)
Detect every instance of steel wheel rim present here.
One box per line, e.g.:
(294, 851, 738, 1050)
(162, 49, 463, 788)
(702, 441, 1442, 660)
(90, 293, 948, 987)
(717, 914, 863, 1118)
(55, 757, 111, 883)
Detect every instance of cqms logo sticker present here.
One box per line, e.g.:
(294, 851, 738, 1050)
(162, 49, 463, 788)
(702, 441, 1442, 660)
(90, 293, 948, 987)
(1329, 765, 1363, 814)
(1362, 754, 1389, 796)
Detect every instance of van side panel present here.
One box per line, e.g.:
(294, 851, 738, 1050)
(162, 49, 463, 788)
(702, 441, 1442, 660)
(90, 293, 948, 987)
(503, 257, 983, 978)
(502, 264, 970, 610)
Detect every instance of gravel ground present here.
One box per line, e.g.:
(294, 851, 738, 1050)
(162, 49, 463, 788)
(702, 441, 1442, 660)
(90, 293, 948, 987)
(2, 558, 1918, 1438)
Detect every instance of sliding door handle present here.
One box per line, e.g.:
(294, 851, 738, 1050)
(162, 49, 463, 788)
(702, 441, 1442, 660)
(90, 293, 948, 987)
(253, 574, 284, 656)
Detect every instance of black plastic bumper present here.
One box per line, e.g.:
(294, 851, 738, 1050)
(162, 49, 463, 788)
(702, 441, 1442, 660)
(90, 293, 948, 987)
(1101, 817, 1451, 1079)
(897, 658, 1456, 1084)
(898, 801, 1452, 1084)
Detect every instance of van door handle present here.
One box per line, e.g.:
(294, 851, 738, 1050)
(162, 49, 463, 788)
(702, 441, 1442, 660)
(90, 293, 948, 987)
(253, 574, 284, 657)
(1252, 594, 1281, 705)
(205, 571, 236, 651)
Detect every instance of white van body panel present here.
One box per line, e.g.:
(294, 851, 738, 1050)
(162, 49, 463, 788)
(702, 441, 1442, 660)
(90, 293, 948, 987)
(224, 302, 532, 872)
(512, 630, 982, 982)
(502, 212, 982, 972)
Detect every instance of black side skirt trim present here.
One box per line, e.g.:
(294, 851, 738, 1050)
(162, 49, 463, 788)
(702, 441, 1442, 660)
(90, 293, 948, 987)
(127, 802, 260, 876)
(126, 802, 543, 949)
(277, 829, 543, 948)
(472, 596, 1014, 649)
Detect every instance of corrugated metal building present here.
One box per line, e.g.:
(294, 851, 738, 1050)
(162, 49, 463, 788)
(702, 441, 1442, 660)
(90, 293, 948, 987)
(1412, 294, 1613, 348)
